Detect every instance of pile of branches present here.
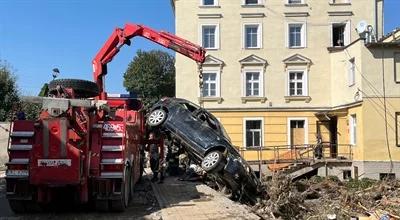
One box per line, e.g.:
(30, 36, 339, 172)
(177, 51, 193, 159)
(253, 174, 400, 220)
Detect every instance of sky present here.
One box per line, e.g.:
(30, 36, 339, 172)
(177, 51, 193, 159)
(0, 0, 399, 96)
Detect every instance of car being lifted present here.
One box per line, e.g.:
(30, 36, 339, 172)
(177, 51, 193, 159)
(147, 97, 261, 203)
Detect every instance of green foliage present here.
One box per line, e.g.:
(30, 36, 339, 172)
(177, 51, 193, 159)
(0, 61, 19, 121)
(345, 178, 377, 190)
(38, 83, 49, 97)
(123, 50, 175, 107)
(20, 102, 41, 120)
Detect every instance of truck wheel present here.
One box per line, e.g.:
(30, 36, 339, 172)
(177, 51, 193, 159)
(94, 200, 109, 212)
(8, 200, 26, 213)
(147, 109, 167, 127)
(48, 78, 99, 98)
(129, 167, 135, 201)
(110, 170, 130, 211)
(201, 151, 226, 173)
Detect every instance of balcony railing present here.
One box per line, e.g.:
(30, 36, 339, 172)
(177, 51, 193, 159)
(237, 143, 353, 165)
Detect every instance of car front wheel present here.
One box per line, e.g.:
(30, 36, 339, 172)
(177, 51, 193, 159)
(147, 109, 167, 127)
(201, 151, 225, 173)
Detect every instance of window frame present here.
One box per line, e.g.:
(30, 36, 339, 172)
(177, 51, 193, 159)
(200, 0, 219, 6)
(199, 23, 220, 50)
(243, 117, 264, 149)
(348, 58, 355, 86)
(242, 0, 263, 6)
(394, 52, 400, 83)
(349, 114, 357, 145)
(287, 69, 308, 96)
(287, 117, 309, 146)
(201, 70, 221, 98)
(287, 0, 304, 4)
(330, 21, 351, 47)
(286, 22, 307, 48)
(242, 68, 264, 97)
(396, 112, 400, 147)
(242, 23, 263, 49)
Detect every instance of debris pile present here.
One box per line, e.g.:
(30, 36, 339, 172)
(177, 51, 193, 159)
(253, 174, 400, 220)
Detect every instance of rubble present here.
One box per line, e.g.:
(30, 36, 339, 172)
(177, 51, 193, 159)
(252, 174, 400, 220)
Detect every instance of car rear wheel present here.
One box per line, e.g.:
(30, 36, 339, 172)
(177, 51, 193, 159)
(201, 151, 225, 173)
(147, 109, 167, 127)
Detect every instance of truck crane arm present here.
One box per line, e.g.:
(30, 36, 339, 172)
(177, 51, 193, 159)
(93, 23, 206, 99)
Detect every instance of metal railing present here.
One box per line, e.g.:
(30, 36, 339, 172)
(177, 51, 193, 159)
(238, 143, 353, 165)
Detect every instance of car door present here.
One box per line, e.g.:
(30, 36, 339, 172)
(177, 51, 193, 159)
(172, 102, 210, 152)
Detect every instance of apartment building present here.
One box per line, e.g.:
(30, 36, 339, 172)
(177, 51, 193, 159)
(171, 0, 400, 180)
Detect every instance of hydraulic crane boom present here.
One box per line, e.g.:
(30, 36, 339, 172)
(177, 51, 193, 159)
(93, 23, 206, 100)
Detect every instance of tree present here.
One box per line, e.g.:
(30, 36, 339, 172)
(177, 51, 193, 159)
(0, 61, 19, 121)
(123, 50, 175, 106)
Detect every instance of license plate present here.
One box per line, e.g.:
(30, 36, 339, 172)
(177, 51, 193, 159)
(38, 159, 71, 167)
(6, 170, 29, 176)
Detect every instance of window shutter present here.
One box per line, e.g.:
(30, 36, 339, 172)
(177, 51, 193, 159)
(344, 20, 351, 45)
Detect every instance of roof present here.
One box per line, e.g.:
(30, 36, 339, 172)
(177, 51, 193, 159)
(378, 27, 400, 43)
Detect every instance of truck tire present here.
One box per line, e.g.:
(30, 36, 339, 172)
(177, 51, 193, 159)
(110, 169, 130, 211)
(94, 200, 109, 212)
(48, 78, 99, 98)
(8, 200, 26, 213)
(129, 167, 135, 201)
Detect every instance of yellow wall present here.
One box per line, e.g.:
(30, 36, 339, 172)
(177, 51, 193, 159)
(213, 111, 329, 161)
(362, 98, 400, 161)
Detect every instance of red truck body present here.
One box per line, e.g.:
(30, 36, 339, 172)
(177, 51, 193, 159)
(5, 23, 205, 212)
(6, 96, 145, 211)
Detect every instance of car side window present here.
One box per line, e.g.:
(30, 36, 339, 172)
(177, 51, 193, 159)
(181, 102, 198, 113)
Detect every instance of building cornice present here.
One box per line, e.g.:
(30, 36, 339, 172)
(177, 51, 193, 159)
(327, 11, 354, 16)
(240, 13, 266, 18)
(284, 12, 309, 17)
(198, 14, 223, 19)
(205, 101, 363, 112)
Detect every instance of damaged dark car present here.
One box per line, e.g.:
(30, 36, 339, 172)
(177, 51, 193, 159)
(147, 97, 261, 203)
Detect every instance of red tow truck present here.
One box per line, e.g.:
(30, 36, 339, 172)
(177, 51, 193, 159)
(5, 23, 205, 212)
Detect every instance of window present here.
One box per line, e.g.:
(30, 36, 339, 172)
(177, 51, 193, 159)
(348, 58, 355, 86)
(349, 114, 357, 145)
(396, 112, 400, 147)
(244, 119, 263, 148)
(244, 24, 262, 49)
(288, 0, 303, 4)
(202, 72, 218, 97)
(288, 23, 306, 48)
(288, 71, 306, 96)
(244, 0, 260, 5)
(330, 0, 351, 4)
(288, 118, 308, 146)
(201, 0, 217, 6)
(331, 22, 350, 47)
(395, 53, 400, 83)
(290, 120, 305, 128)
(201, 25, 219, 49)
(245, 72, 261, 96)
(343, 170, 352, 180)
(380, 173, 396, 180)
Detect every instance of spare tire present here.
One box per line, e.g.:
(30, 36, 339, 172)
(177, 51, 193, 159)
(48, 79, 99, 98)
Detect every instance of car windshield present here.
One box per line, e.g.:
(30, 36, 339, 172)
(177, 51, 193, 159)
(219, 123, 231, 142)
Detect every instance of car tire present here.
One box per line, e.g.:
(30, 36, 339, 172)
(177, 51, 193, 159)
(48, 78, 99, 98)
(201, 150, 225, 173)
(147, 109, 167, 127)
